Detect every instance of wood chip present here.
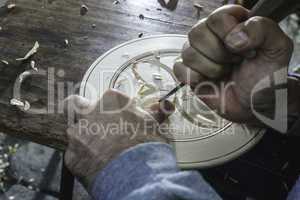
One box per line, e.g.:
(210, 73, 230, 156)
(158, 0, 178, 10)
(138, 33, 144, 38)
(193, 2, 204, 10)
(16, 41, 39, 61)
(92, 24, 96, 28)
(139, 14, 145, 20)
(113, 0, 120, 4)
(80, 4, 88, 16)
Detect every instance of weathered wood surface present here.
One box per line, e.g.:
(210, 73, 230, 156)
(0, 0, 224, 150)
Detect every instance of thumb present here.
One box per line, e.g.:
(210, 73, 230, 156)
(224, 16, 293, 62)
(147, 100, 175, 124)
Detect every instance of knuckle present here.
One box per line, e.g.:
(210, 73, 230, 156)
(246, 16, 276, 29)
(188, 28, 205, 49)
(207, 12, 220, 29)
(181, 47, 196, 65)
(102, 89, 133, 111)
(188, 19, 206, 43)
(207, 10, 232, 30)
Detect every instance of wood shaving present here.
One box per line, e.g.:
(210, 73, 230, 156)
(30, 60, 38, 71)
(80, 4, 88, 16)
(10, 99, 30, 111)
(137, 84, 156, 97)
(7, 3, 16, 10)
(19, 71, 32, 83)
(16, 41, 39, 61)
(10, 99, 24, 107)
(0, 60, 8, 65)
(131, 62, 157, 98)
(64, 39, 69, 46)
(132, 62, 147, 84)
(23, 101, 31, 111)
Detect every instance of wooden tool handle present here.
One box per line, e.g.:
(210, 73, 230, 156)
(250, 0, 300, 22)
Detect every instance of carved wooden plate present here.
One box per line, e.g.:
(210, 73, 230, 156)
(80, 34, 265, 169)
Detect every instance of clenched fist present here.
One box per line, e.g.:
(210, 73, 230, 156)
(174, 5, 295, 125)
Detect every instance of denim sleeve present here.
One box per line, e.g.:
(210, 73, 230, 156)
(91, 142, 221, 200)
(288, 178, 300, 200)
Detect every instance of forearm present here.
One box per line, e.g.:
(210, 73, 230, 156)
(91, 143, 221, 200)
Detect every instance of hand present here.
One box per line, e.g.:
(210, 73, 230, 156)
(174, 5, 294, 125)
(63, 90, 174, 190)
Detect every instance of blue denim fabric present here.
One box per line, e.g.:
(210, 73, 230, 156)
(91, 142, 300, 200)
(91, 143, 221, 200)
(288, 177, 300, 200)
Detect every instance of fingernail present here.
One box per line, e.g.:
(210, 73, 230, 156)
(225, 31, 249, 49)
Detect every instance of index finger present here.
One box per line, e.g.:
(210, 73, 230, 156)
(206, 5, 249, 40)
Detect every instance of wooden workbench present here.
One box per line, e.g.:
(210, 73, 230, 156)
(0, 0, 224, 150)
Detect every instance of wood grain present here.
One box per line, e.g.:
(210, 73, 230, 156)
(0, 0, 223, 150)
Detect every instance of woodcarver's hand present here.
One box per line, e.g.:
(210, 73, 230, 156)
(174, 5, 294, 125)
(63, 90, 174, 190)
